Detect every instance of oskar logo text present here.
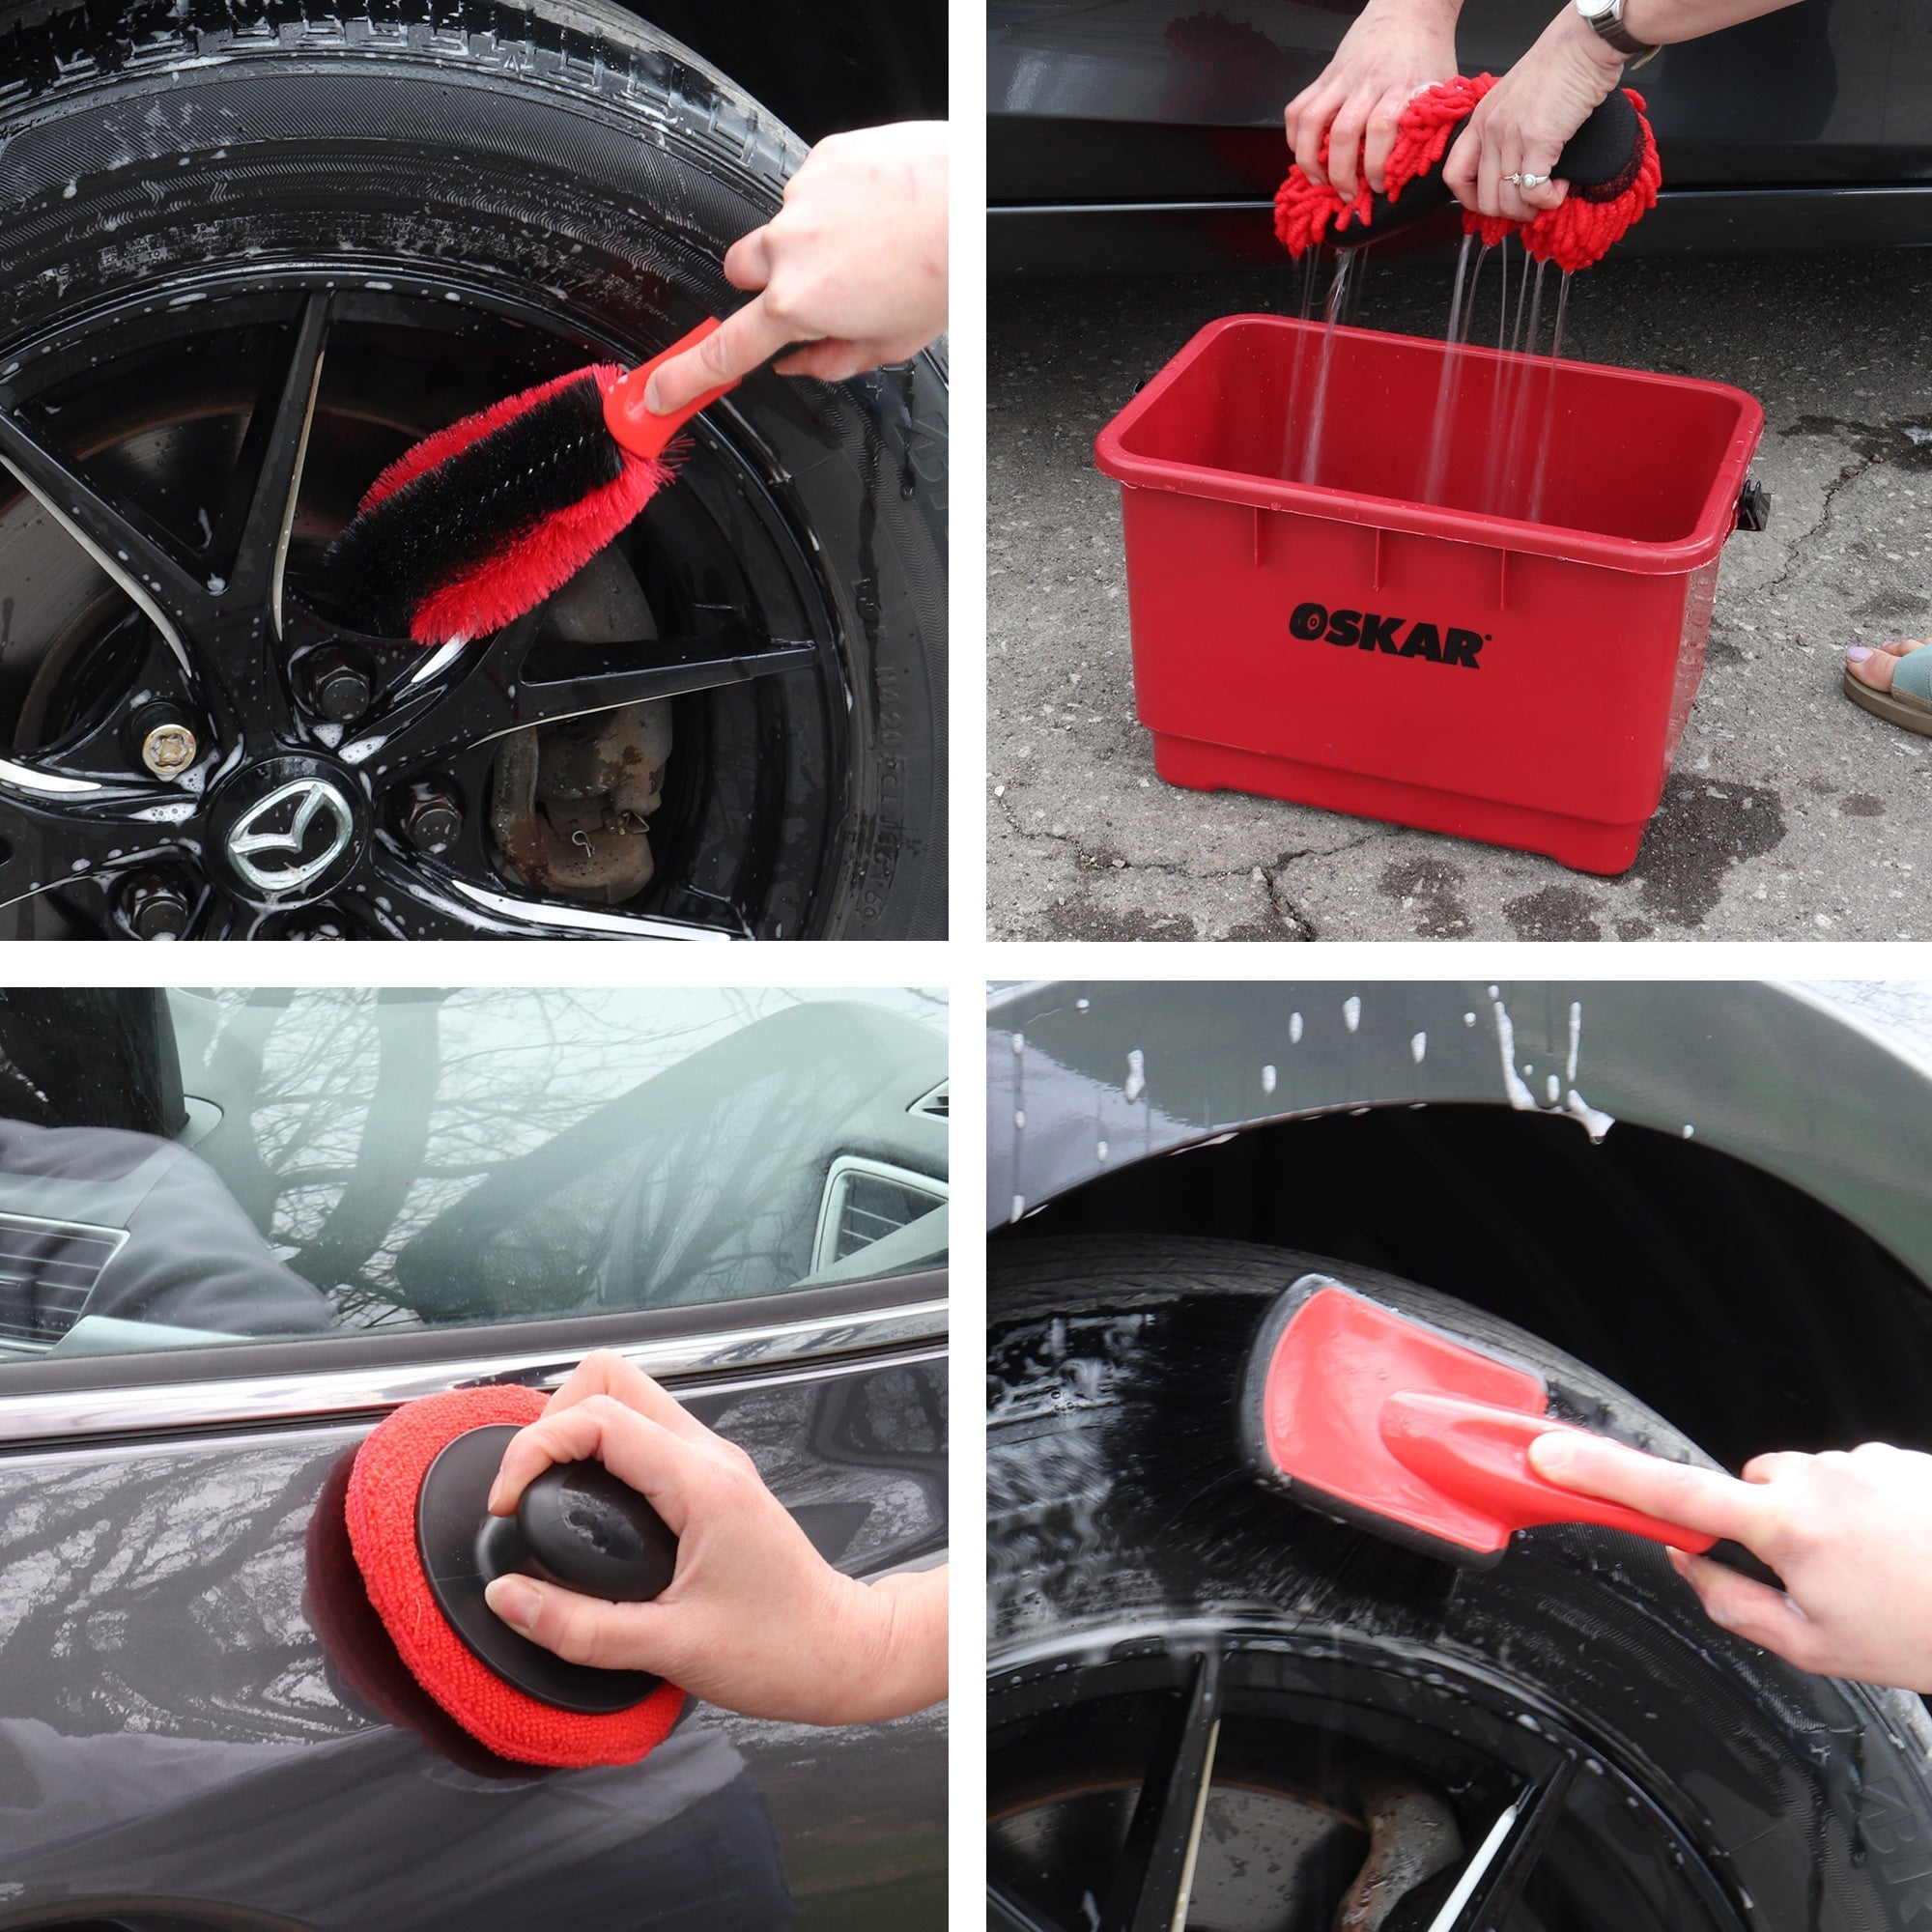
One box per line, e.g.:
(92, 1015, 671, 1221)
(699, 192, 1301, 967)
(1290, 601, 1486, 669)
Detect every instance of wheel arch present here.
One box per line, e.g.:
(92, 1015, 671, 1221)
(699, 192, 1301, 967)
(989, 980, 1932, 1470)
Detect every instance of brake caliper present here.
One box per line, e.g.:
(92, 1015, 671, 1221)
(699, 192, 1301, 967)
(489, 701, 670, 903)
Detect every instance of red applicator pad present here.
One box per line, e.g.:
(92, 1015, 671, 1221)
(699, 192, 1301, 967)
(344, 1385, 686, 1768)
(1274, 77, 1660, 273)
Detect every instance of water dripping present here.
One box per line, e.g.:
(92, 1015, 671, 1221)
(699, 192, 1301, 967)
(1417, 233, 1478, 505)
(1525, 270, 1574, 524)
(1295, 250, 1354, 484)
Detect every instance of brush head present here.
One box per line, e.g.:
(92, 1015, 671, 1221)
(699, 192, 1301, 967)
(344, 1385, 686, 1768)
(323, 365, 675, 646)
(1241, 1278, 1717, 1566)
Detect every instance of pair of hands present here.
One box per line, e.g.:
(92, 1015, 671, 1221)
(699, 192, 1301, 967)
(1284, 0, 1626, 225)
(644, 119, 948, 418)
(481, 1350, 947, 1725)
(1532, 1431, 1932, 1690)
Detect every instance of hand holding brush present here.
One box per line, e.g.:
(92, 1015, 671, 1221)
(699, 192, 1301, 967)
(647, 119, 949, 412)
(325, 120, 948, 648)
(1530, 1430, 1932, 1690)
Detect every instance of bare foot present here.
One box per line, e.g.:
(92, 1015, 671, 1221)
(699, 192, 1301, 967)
(1846, 636, 1932, 694)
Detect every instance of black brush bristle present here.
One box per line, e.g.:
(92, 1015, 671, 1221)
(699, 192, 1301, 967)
(324, 376, 623, 638)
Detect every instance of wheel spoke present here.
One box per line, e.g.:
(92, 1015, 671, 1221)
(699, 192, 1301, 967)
(1100, 1650, 1224, 1932)
(0, 775, 198, 911)
(366, 847, 737, 941)
(0, 400, 214, 677)
(1428, 1759, 1577, 1932)
(359, 610, 814, 781)
(510, 625, 818, 730)
(219, 292, 331, 618)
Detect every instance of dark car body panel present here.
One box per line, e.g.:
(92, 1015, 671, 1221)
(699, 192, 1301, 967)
(986, 980, 1932, 1289)
(989, 0, 1932, 269)
(0, 1354, 947, 1931)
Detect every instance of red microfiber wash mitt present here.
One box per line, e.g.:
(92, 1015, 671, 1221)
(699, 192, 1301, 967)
(323, 319, 736, 646)
(1274, 79, 1659, 273)
(343, 1385, 686, 1769)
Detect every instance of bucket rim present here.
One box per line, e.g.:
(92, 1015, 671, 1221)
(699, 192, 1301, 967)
(1093, 311, 1766, 577)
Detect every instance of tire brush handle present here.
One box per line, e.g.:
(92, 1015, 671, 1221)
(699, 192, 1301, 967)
(1381, 1394, 1785, 1593)
(604, 316, 741, 462)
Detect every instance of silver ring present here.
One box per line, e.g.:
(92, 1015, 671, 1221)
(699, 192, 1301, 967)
(1506, 172, 1549, 189)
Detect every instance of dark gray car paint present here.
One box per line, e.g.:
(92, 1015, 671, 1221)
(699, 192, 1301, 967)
(989, 0, 1932, 269)
(0, 1357, 947, 1931)
(987, 980, 1932, 1288)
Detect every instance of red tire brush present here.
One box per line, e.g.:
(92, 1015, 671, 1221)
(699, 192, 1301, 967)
(1241, 1275, 1779, 1585)
(325, 319, 737, 646)
(1274, 79, 1660, 274)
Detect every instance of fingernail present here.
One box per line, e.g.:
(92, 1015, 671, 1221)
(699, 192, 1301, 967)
(1847, 646, 1875, 664)
(643, 375, 667, 414)
(485, 1576, 539, 1633)
(485, 1478, 503, 1513)
(1529, 1433, 1577, 1475)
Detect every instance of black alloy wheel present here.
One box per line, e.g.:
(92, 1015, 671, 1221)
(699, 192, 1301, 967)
(991, 1634, 1747, 1932)
(0, 275, 844, 939)
(0, 0, 947, 940)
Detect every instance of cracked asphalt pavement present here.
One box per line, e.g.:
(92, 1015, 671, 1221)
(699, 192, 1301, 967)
(988, 249, 1932, 942)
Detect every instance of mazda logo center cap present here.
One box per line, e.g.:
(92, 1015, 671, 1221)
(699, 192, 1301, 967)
(206, 755, 366, 904)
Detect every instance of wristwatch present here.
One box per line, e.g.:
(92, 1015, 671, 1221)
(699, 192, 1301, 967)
(1575, 0, 1658, 64)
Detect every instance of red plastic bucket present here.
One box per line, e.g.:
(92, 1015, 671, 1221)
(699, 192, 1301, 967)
(1094, 314, 1764, 874)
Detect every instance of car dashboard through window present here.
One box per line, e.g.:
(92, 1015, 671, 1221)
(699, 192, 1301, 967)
(0, 986, 948, 1361)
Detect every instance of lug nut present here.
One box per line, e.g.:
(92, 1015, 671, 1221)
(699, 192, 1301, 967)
(400, 781, 462, 856)
(130, 702, 198, 781)
(303, 646, 374, 724)
(120, 871, 191, 940)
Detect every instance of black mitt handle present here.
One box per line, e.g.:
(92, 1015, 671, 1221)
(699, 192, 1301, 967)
(1344, 85, 1642, 244)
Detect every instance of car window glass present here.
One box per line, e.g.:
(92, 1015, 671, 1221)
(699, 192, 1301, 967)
(0, 986, 947, 1361)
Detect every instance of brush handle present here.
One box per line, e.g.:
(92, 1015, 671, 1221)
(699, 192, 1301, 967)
(604, 317, 740, 462)
(1381, 1393, 1722, 1552)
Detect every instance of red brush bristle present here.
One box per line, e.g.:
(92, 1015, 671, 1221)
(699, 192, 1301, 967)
(406, 445, 676, 647)
(344, 1386, 686, 1769)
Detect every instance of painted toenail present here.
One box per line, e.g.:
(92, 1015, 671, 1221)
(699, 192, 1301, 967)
(1847, 646, 1875, 664)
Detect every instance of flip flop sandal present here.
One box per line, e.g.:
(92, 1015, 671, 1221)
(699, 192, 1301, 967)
(1843, 642, 1932, 736)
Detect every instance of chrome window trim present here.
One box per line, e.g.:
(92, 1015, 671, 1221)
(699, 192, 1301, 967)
(0, 1293, 947, 1446)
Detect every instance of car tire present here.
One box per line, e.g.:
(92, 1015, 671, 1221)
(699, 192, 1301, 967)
(989, 1235, 1932, 1931)
(0, 0, 945, 939)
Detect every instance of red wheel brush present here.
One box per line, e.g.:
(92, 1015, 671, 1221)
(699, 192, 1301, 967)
(1274, 80, 1660, 273)
(324, 319, 737, 646)
(1241, 1277, 1778, 1581)
(342, 1385, 687, 1768)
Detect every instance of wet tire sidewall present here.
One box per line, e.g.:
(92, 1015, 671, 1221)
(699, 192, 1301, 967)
(989, 1235, 1932, 1927)
(0, 6, 946, 938)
